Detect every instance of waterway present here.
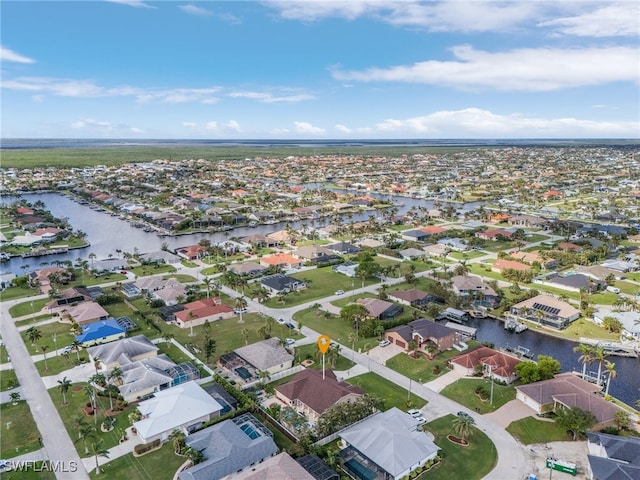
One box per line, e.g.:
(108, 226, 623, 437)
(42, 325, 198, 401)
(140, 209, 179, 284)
(2, 192, 639, 406)
(471, 316, 639, 407)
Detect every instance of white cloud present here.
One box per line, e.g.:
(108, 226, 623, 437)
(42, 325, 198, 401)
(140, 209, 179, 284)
(31, 95, 45, 103)
(228, 90, 314, 103)
(294, 121, 325, 134)
(72, 118, 112, 129)
(539, 2, 639, 37)
(332, 45, 639, 91)
(359, 108, 639, 137)
(335, 124, 352, 133)
(265, 1, 539, 32)
(225, 120, 242, 132)
(182, 120, 244, 135)
(1, 46, 36, 64)
(106, 0, 156, 8)
(179, 4, 212, 16)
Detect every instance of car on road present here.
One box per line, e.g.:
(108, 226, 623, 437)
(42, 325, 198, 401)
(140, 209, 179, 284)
(285, 338, 295, 345)
(335, 289, 344, 295)
(234, 308, 248, 314)
(415, 416, 427, 425)
(285, 323, 295, 329)
(407, 409, 422, 418)
(379, 339, 391, 347)
(457, 411, 473, 420)
(276, 318, 286, 324)
(0, 460, 12, 472)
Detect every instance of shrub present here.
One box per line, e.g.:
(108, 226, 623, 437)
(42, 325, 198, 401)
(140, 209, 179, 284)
(133, 439, 161, 456)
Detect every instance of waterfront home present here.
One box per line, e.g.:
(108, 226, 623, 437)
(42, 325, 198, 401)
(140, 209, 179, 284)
(227, 261, 268, 277)
(387, 289, 444, 308)
(174, 298, 234, 328)
(134, 381, 223, 443)
(491, 258, 531, 273)
(510, 294, 580, 329)
(356, 298, 404, 321)
(274, 369, 364, 423)
(450, 275, 500, 307)
(339, 408, 440, 480)
(385, 319, 459, 357)
(294, 245, 338, 264)
(450, 346, 522, 384)
(326, 241, 361, 254)
(138, 250, 181, 264)
(575, 265, 625, 282)
(592, 310, 640, 339)
(515, 373, 620, 430)
(533, 272, 602, 293)
(476, 228, 512, 241)
(28, 266, 72, 293)
(175, 244, 207, 260)
(177, 414, 278, 480)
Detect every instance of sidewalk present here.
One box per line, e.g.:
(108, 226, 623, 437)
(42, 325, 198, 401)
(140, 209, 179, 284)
(81, 426, 142, 474)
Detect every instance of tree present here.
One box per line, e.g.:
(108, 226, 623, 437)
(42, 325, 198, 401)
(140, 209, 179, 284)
(171, 429, 187, 455)
(58, 376, 72, 405)
(604, 361, 617, 397)
(515, 361, 540, 384)
(89, 439, 110, 475)
(537, 355, 561, 380)
(614, 410, 630, 431)
(452, 412, 475, 442)
(592, 346, 608, 386)
(241, 328, 250, 346)
(573, 344, 593, 380)
(75, 424, 97, 455)
(41, 345, 50, 370)
(203, 337, 216, 364)
(9, 392, 21, 405)
(407, 340, 418, 358)
(107, 367, 123, 410)
(163, 333, 175, 348)
(555, 406, 596, 440)
(202, 276, 213, 298)
(235, 297, 248, 323)
(602, 316, 623, 333)
(185, 446, 205, 466)
(26, 327, 42, 351)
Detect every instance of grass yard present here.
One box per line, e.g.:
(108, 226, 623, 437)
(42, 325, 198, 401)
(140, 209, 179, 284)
(448, 251, 486, 260)
(439, 378, 517, 414)
(128, 264, 177, 277)
(0, 369, 19, 391)
(386, 344, 480, 384)
(295, 307, 374, 352)
(423, 414, 497, 480)
(0, 285, 40, 302)
(14, 314, 54, 327)
(0, 345, 10, 363)
(0, 462, 57, 479)
(0, 401, 42, 459)
(21, 320, 76, 356)
(102, 301, 138, 319)
(9, 298, 49, 318)
(49, 381, 138, 457)
(506, 416, 571, 444)
(523, 317, 619, 342)
(162, 274, 196, 283)
(293, 343, 356, 371)
(90, 439, 186, 479)
(346, 372, 426, 411)
(35, 352, 91, 376)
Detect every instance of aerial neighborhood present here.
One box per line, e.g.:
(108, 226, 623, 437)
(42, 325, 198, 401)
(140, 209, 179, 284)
(1, 144, 640, 480)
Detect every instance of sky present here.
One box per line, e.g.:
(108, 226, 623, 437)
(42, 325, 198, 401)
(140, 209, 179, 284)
(1, 0, 639, 139)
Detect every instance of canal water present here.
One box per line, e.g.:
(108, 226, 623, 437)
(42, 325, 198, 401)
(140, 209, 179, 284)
(2, 193, 639, 406)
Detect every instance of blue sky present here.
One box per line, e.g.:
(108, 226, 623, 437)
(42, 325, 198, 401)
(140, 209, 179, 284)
(2, 0, 639, 139)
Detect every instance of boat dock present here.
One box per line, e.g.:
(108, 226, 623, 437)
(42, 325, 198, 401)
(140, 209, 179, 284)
(504, 317, 528, 333)
(444, 322, 477, 340)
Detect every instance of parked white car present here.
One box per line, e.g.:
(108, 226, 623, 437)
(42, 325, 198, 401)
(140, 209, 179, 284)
(379, 340, 391, 347)
(407, 409, 422, 418)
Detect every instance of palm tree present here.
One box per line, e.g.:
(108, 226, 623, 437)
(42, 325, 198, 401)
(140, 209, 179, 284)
(41, 345, 49, 370)
(171, 429, 186, 455)
(604, 361, 617, 397)
(163, 332, 175, 348)
(9, 392, 21, 405)
(202, 276, 213, 298)
(573, 344, 593, 380)
(592, 346, 608, 386)
(75, 424, 97, 455)
(58, 376, 72, 405)
(26, 327, 42, 351)
(70, 339, 83, 361)
(241, 328, 250, 346)
(89, 439, 110, 474)
(235, 297, 248, 323)
(452, 413, 475, 442)
(107, 367, 123, 410)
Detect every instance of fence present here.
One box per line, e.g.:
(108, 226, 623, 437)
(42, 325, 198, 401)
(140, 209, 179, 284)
(241, 365, 304, 390)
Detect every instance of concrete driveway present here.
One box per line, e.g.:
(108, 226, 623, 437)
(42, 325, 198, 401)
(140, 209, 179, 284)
(367, 343, 403, 364)
(483, 399, 537, 428)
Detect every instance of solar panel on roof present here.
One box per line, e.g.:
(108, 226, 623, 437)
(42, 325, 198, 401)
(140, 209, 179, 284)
(532, 302, 560, 316)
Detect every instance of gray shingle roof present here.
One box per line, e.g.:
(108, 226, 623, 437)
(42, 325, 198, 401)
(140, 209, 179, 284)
(235, 338, 294, 371)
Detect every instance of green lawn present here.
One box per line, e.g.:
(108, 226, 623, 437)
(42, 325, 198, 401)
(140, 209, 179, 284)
(506, 416, 571, 444)
(35, 352, 91, 376)
(102, 301, 137, 319)
(0, 345, 10, 363)
(439, 378, 517, 414)
(0, 401, 42, 459)
(386, 344, 480, 384)
(293, 343, 356, 371)
(423, 414, 497, 480)
(0, 462, 57, 479)
(21, 321, 76, 356)
(49, 381, 138, 457)
(294, 307, 373, 352)
(88, 442, 185, 479)
(523, 317, 619, 342)
(14, 314, 54, 327)
(0, 285, 40, 301)
(9, 298, 49, 318)
(346, 372, 426, 411)
(162, 274, 196, 283)
(128, 264, 177, 277)
(0, 369, 19, 391)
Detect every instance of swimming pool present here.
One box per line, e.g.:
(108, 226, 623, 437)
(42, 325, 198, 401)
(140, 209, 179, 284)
(240, 423, 261, 440)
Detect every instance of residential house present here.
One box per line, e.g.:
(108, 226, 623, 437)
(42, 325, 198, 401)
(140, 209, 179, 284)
(87, 334, 159, 370)
(234, 337, 294, 376)
(534, 273, 602, 293)
(491, 258, 531, 273)
(398, 248, 425, 260)
(91, 257, 127, 273)
(260, 274, 306, 295)
(332, 262, 358, 278)
(174, 298, 234, 328)
(476, 229, 512, 241)
(450, 346, 522, 384)
(175, 244, 207, 260)
(423, 243, 450, 258)
(240, 234, 278, 248)
(260, 253, 303, 270)
(63, 301, 110, 325)
(28, 267, 71, 293)
(450, 275, 500, 307)
(593, 310, 640, 340)
(339, 408, 440, 480)
(46, 287, 93, 313)
(586, 432, 640, 480)
(274, 369, 364, 423)
(294, 245, 339, 264)
(232, 452, 317, 480)
(601, 259, 637, 273)
(435, 237, 467, 251)
(385, 319, 459, 356)
(228, 262, 268, 277)
(401, 229, 431, 242)
(510, 294, 580, 329)
(508, 214, 548, 229)
(419, 225, 447, 235)
(515, 373, 620, 429)
(266, 229, 295, 246)
(326, 241, 360, 254)
(138, 250, 182, 264)
(177, 414, 278, 480)
(75, 318, 126, 347)
(356, 297, 404, 321)
(387, 289, 444, 308)
(134, 381, 223, 443)
(575, 265, 625, 282)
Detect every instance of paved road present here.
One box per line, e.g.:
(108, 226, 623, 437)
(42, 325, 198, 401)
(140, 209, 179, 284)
(1, 297, 90, 480)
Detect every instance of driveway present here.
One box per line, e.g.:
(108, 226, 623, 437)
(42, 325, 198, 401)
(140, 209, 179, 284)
(367, 343, 403, 364)
(424, 369, 466, 393)
(483, 399, 537, 428)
